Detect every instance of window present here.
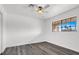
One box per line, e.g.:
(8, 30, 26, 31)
(52, 17, 77, 32)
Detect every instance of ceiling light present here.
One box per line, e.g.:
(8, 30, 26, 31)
(28, 4, 50, 15)
(35, 6, 44, 15)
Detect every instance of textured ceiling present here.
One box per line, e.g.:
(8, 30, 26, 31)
(2, 4, 79, 19)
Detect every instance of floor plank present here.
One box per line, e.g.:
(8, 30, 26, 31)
(1, 42, 79, 55)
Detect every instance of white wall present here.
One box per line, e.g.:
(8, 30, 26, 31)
(45, 6, 79, 52)
(5, 13, 43, 47)
(0, 5, 7, 54)
(0, 12, 2, 53)
(28, 19, 47, 44)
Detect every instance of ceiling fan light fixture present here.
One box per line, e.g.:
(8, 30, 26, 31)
(37, 10, 44, 15)
(35, 7, 44, 15)
(28, 4, 50, 15)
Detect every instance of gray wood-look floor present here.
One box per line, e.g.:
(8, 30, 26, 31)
(1, 42, 79, 55)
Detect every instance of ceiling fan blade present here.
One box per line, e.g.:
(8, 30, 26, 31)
(44, 5, 50, 9)
(28, 4, 35, 7)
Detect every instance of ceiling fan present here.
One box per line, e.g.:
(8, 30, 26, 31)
(28, 4, 50, 15)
